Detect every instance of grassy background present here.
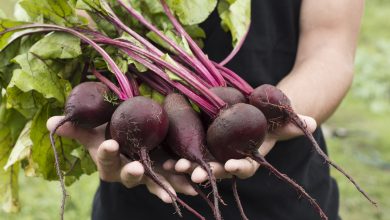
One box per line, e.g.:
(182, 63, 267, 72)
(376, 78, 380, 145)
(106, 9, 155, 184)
(1, 0, 390, 219)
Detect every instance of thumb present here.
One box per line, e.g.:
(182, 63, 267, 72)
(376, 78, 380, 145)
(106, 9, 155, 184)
(96, 140, 122, 181)
(47, 116, 105, 149)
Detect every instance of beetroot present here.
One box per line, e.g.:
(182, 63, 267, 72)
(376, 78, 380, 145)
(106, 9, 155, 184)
(49, 82, 116, 220)
(207, 103, 267, 163)
(110, 96, 204, 219)
(207, 103, 328, 220)
(209, 87, 247, 106)
(163, 93, 223, 220)
(208, 87, 248, 220)
(249, 84, 377, 206)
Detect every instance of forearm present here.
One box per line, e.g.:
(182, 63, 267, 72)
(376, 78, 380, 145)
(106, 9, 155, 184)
(277, 46, 354, 124)
(277, 0, 364, 124)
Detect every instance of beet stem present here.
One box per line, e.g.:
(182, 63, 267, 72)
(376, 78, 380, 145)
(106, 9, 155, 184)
(49, 118, 71, 220)
(250, 151, 328, 220)
(232, 176, 249, 220)
(198, 160, 223, 220)
(139, 149, 205, 220)
(286, 110, 377, 206)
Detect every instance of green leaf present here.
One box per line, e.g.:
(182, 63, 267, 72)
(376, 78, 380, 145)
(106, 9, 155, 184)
(184, 25, 206, 39)
(147, 30, 193, 55)
(142, 0, 164, 14)
(0, 164, 20, 213)
(161, 54, 185, 83)
(11, 54, 72, 104)
(87, 12, 118, 37)
(0, 19, 29, 51)
(167, 0, 217, 25)
(0, 40, 21, 88)
(0, 34, 44, 88)
(29, 32, 82, 59)
(151, 89, 165, 104)
(139, 83, 152, 98)
(6, 85, 47, 119)
(19, 0, 80, 26)
(138, 83, 165, 104)
(0, 101, 26, 213)
(76, 0, 115, 17)
(4, 122, 32, 170)
(0, 129, 16, 213)
(30, 104, 80, 180)
(218, 0, 251, 46)
(71, 147, 96, 175)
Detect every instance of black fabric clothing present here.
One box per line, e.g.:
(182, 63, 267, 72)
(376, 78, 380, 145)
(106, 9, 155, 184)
(92, 1, 340, 220)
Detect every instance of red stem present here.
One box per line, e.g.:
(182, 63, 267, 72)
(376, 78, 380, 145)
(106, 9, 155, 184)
(1, 24, 133, 100)
(117, 0, 219, 87)
(159, 0, 226, 87)
(219, 21, 251, 66)
(213, 62, 254, 96)
(92, 68, 123, 97)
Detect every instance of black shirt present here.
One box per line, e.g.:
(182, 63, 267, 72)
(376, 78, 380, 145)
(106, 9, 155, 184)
(92, 1, 340, 219)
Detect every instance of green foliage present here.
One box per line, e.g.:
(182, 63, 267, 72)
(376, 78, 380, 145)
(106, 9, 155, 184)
(327, 96, 390, 220)
(352, 0, 390, 113)
(218, 0, 251, 46)
(139, 83, 165, 104)
(19, 0, 80, 25)
(0, 99, 26, 213)
(29, 32, 81, 59)
(167, 0, 217, 25)
(0, 0, 253, 217)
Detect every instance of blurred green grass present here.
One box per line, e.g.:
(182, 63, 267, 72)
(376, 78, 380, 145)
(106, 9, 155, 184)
(1, 0, 390, 219)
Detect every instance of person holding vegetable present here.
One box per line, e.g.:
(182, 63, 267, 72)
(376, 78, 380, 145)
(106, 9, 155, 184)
(47, 0, 364, 219)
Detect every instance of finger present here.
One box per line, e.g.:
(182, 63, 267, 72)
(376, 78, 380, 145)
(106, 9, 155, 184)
(258, 138, 277, 157)
(96, 140, 122, 181)
(191, 162, 230, 183)
(145, 174, 177, 203)
(164, 174, 198, 196)
(162, 159, 177, 172)
(175, 158, 197, 174)
(271, 115, 317, 140)
(47, 116, 105, 148)
(225, 158, 260, 179)
(120, 161, 145, 188)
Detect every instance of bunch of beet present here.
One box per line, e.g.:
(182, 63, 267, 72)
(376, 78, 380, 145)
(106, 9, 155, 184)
(1, 0, 376, 219)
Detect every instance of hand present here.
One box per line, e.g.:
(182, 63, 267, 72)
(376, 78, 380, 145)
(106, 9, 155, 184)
(164, 114, 317, 183)
(47, 116, 198, 203)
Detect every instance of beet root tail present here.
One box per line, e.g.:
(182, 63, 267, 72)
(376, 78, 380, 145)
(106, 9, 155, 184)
(49, 118, 71, 220)
(198, 160, 223, 220)
(139, 149, 205, 220)
(185, 175, 215, 213)
(232, 176, 249, 220)
(250, 151, 328, 220)
(287, 110, 377, 206)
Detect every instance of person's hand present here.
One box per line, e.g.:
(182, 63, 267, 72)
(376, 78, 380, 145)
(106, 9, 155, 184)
(163, 114, 317, 183)
(47, 116, 198, 203)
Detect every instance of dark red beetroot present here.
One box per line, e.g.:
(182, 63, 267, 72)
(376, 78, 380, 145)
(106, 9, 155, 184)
(249, 84, 377, 206)
(163, 93, 222, 220)
(207, 103, 328, 220)
(209, 87, 248, 220)
(110, 96, 204, 219)
(209, 87, 247, 106)
(49, 82, 117, 220)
